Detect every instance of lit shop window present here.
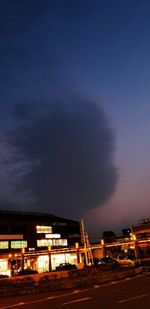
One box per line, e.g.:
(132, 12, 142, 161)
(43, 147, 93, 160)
(36, 226, 52, 233)
(37, 239, 67, 247)
(45, 234, 61, 239)
(11, 241, 27, 249)
(0, 259, 8, 275)
(53, 239, 68, 246)
(0, 241, 9, 249)
(37, 239, 52, 247)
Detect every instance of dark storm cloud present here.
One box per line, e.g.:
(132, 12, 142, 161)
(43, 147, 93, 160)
(13, 102, 36, 121)
(0, 0, 50, 39)
(8, 97, 118, 217)
(0, 0, 61, 73)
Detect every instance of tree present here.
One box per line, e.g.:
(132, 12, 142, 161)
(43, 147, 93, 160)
(102, 231, 116, 243)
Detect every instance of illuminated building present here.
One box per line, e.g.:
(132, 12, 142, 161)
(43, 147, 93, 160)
(132, 219, 150, 258)
(91, 219, 150, 260)
(0, 210, 81, 276)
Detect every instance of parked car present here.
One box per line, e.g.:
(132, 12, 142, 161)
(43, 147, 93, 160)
(93, 257, 101, 266)
(18, 268, 38, 276)
(98, 257, 118, 268)
(56, 263, 77, 271)
(116, 254, 141, 267)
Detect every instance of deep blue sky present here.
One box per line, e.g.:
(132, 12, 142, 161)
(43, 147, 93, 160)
(0, 0, 150, 237)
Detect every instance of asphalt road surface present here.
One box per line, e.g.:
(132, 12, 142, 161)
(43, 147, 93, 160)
(0, 272, 150, 309)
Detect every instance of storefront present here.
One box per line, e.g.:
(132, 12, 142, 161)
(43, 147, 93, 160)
(37, 252, 78, 272)
(0, 259, 10, 276)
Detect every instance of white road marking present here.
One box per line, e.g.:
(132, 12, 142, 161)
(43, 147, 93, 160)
(72, 290, 80, 294)
(0, 303, 25, 309)
(118, 293, 148, 303)
(124, 277, 131, 280)
(0, 272, 149, 309)
(62, 297, 92, 305)
(0, 298, 53, 309)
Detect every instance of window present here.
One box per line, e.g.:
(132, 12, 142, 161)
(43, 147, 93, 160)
(11, 241, 27, 249)
(36, 226, 52, 233)
(53, 222, 67, 226)
(45, 234, 61, 239)
(53, 239, 68, 246)
(37, 239, 67, 247)
(0, 241, 9, 249)
(69, 234, 80, 238)
(0, 260, 8, 273)
(37, 239, 52, 247)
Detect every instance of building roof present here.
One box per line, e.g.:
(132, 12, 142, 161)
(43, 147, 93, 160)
(0, 209, 79, 224)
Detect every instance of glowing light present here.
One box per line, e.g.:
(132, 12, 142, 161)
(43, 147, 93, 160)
(11, 240, 27, 249)
(36, 226, 52, 233)
(75, 242, 79, 249)
(101, 239, 104, 246)
(45, 234, 61, 239)
(22, 248, 25, 254)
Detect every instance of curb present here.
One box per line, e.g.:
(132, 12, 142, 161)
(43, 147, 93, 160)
(0, 266, 143, 298)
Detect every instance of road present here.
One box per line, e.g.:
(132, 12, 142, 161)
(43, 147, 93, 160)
(0, 272, 150, 309)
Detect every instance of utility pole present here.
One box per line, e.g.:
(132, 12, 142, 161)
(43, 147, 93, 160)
(80, 219, 93, 266)
(85, 232, 94, 265)
(80, 219, 88, 266)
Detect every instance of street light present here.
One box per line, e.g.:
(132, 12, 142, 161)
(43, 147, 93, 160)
(133, 235, 139, 259)
(130, 233, 138, 259)
(101, 239, 105, 257)
(75, 242, 80, 264)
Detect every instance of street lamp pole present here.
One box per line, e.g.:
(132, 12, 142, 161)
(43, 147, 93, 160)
(21, 248, 25, 270)
(101, 239, 105, 257)
(75, 242, 80, 264)
(132, 234, 138, 259)
(48, 246, 52, 272)
(130, 228, 138, 259)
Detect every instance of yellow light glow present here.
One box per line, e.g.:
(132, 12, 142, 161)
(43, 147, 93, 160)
(101, 239, 104, 246)
(75, 242, 79, 249)
(132, 234, 136, 241)
(36, 226, 52, 234)
(11, 240, 27, 249)
(0, 241, 9, 249)
(45, 233, 61, 239)
(37, 239, 52, 247)
(0, 259, 9, 276)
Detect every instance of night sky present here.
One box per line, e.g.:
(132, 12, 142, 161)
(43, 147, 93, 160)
(0, 0, 150, 238)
